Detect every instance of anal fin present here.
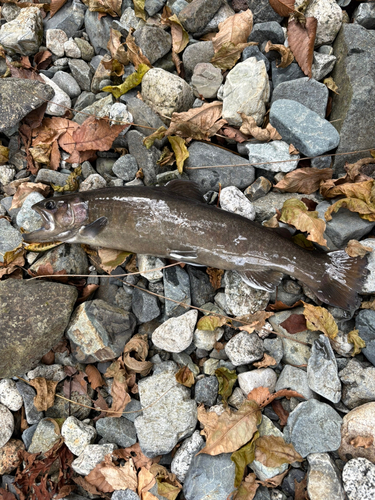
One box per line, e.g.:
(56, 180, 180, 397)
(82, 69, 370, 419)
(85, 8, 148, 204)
(240, 269, 284, 292)
(79, 217, 108, 238)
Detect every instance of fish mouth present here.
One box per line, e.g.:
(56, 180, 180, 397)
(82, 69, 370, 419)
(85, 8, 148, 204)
(22, 204, 57, 243)
(33, 205, 56, 231)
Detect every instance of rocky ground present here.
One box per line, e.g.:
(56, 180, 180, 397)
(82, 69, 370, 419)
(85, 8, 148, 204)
(1, 0, 375, 499)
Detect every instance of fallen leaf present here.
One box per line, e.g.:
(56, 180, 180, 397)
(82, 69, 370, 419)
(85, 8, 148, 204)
(324, 180, 375, 223)
(274, 167, 333, 194)
(73, 116, 128, 151)
(28, 378, 59, 411)
(280, 314, 307, 334)
(232, 473, 259, 500)
(253, 353, 277, 368)
(10, 182, 51, 210)
(289, 144, 299, 155)
(123, 333, 153, 376)
(287, 17, 317, 78)
(81, 0, 121, 17)
(85, 365, 105, 390)
(239, 113, 281, 141)
(264, 40, 294, 68)
(345, 239, 373, 258)
(143, 126, 167, 149)
(149, 464, 182, 500)
(279, 198, 327, 247)
(212, 9, 253, 52)
(294, 475, 307, 500)
(138, 467, 157, 500)
(211, 41, 253, 70)
(215, 367, 237, 405)
(73, 476, 103, 497)
(98, 247, 132, 273)
(85, 455, 115, 493)
(269, 0, 295, 17)
(157, 147, 175, 167)
(101, 457, 137, 491)
(0, 144, 9, 165)
(175, 366, 195, 388)
(247, 387, 304, 407)
(134, 0, 146, 20)
(107, 28, 129, 65)
(291, 233, 315, 250)
(258, 469, 289, 488)
(50, 0, 68, 17)
(347, 329, 366, 356)
(236, 310, 274, 335)
(254, 435, 303, 468)
(104, 359, 131, 417)
(303, 302, 338, 339)
(51, 165, 82, 193)
(221, 126, 250, 143)
(197, 315, 228, 331)
(116, 443, 154, 470)
(161, 7, 189, 53)
(231, 432, 259, 487)
(125, 30, 152, 68)
(324, 77, 339, 94)
(171, 50, 184, 77)
(34, 50, 53, 70)
(206, 267, 224, 290)
(361, 297, 375, 310)
(198, 400, 261, 455)
(168, 136, 189, 174)
(271, 399, 289, 426)
(103, 64, 150, 99)
(263, 214, 280, 228)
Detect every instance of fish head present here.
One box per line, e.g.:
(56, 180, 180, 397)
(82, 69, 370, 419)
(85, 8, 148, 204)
(23, 193, 89, 243)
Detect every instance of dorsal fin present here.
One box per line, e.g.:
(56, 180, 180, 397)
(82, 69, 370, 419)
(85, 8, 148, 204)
(164, 180, 205, 203)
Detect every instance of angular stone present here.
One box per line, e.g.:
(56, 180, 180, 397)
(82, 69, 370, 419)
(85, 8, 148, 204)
(270, 99, 340, 156)
(295, 0, 342, 47)
(134, 26, 171, 65)
(271, 61, 304, 89)
(339, 359, 375, 409)
(245, 141, 300, 173)
(242, 45, 270, 71)
(0, 219, 23, 264)
(137, 255, 165, 282)
(171, 430, 204, 483)
(84, 9, 112, 54)
(275, 365, 315, 400)
(64, 38, 81, 58)
(68, 59, 92, 92)
(0, 79, 54, 132)
(193, 328, 224, 351)
(225, 332, 264, 366)
(152, 310, 197, 353)
(312, 52, 337, 81)
(187, 266, 215, 308)
(331, 25, 375, 175)
(0, 405, 14, 448)
(186, 142, 255, 192)
(194, 2, 235, 38)
(66, 299, 136, 363)
(194, 376, 219, 406)
(245, 0, 282, 23)
(0, 280, 77, 378)
(40, 74, 71, 117)
(338, 402, 375, 464)
(131, 286, 160, 323)
(219, 186, 255, 220)
(16, 382, 44, 425)
(28, 418, 60, 454)
(248, 21, 284, 45)
(74, 37, 95, 61)
(224, 270, 269, 316)
(46, 29, 68, 57)
(222, 58, 270, 126)
(71, 443, 116, 475)
(353, 3, 375, 29)
(126, 130, 159, 186)
(271, 77, 329, 119)
(0, 7, 43, 56)
(307, 453, 345, 500)
(355, 310, 375, 366)
(16, 192, 45, 232)
(342, 458, 375, 500)
(0, 380, 23, 412)
(96, 417, 137, 448)
(134, 362, 197, 457)
(61, 416, 96, 456)
(163, 265, 191, 317)
(126, 97, 166, 147)
(29, 243, 89, 275)
(178, 0, 223, 33)
(238, 368, 277, 395)
(44, 0, 85, 38)
(191, 63, 223, 99)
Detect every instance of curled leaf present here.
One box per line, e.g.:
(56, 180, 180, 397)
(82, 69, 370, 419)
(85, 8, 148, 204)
(269, 0, 296, 17)
(274, 167, 333, 194)
(264, 40, 294, 68)
(232, 473, 259, 500)
(98, 247, 132, 273)
(103, 64, 150, 99)
(143, 126, 167, 149)
(133, 0, 146, 21)
(161, 7, 189, 54)
(211, 41, 253, 71)
(28, 377, 59, 411)
(197, 315, 228, 331)
(85, 364, 106, 390)
(347, 329, 366, 356)
(345, 240, 373, 258)
(168, 136, 189, 174)
(324, 77, 339, 94)
(303, 302, 338, 339)
(123, 334, 153, 376)
(175, 366, 195, 388)
(247, 386, 304, 407)
(215, 367, 237, 405)
(239, 113, 281, 141)
(253, 353, 277, 368)
(212, 9, 253, 52)
(81, 0, 122, 17)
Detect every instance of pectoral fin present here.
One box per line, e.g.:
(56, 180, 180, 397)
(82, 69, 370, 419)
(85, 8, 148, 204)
(169, 249, 205, 266)
(240, 269, 284, 292)
(78, 217, 108, 238)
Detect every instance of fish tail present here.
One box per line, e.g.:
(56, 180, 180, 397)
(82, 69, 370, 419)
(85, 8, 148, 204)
(306, 250, 368, 310)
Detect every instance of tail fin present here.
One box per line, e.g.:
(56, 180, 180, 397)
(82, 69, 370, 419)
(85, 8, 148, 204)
(308, 250, 368, 310)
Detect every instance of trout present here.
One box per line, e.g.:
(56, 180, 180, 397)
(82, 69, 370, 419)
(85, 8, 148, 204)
(23, 180, 367, 310)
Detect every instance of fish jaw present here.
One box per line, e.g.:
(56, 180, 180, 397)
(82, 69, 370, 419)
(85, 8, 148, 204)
(22, 204, 76, 243)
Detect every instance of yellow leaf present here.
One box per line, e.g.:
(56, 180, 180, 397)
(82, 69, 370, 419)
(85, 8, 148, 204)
(211, 41, 253, 70)
(347, 329, 366, 356)
(197, 315, 228, 331)
(0, 144, 9, 165)
(324, 77, 339, 94)
(133, 0, 146, 21)
(143, 126, 167, 149)
(231, 431, 259, 487)
(167, 136, 189, 174)
(361, 297, 375, 310)
(254, 435, 303, 468)
(291, 233, 315, 250)
(279, 198, 327, 247)
(103, 64, 150, 99)
(51, 165, 82, 192)
(303, 302, 338, 339)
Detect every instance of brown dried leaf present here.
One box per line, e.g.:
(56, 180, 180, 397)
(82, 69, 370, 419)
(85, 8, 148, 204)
(280, 313, 307, 334)
(126, 30, 152, 68)
(101, 458, 137, 491)
(289, 144, 299, 155)
(206, 267, 224, 290)
(350, 436, 374, 449)
(221, 126, 250, 143)
(50, 0, 68, 17)
(361, 297, 375, 310)
(175, 366, 195, 388)
(161, 7, 189, 54)
(294, 475, 308, 500)
(247, 386, 304, 407)
(123, 333, 153, 376)
(287, 17, 317, 78)
(303, 302, 338, 339)
(104, 359, 131, 417)
(107, 28, 129, 65)
(264, 40, 294, 68)
(345, 239, 373, 258)
(254, 435, 303, 468)
(232, 473, 259, 500)
(116, 443, 154, 470)
(197, 400, 261, 455)
(73, 476, 103, 497)
(324, 77, 339, 94)
(28, 378, 59, 411)
(0, 144, 9, 165)
(212, 9, 253, 53)
(98, 247, 132, 273)
(347, 329, 366, 356)
(81, 0, 121, 17)
(274, 167, 333, 194)
(269, 0, 295, 17)
(85, 455, 115, 493)
(34, 50, 53, 70)
(211, 41, 252, 70)
(263, 214, 279, 228)
(253, 353, 277, 368)
(236, 310, 274, 335)
(271, 399, 289, 426)
(73, 116, 127, 152)
(85, 365, 105, 390)
(258, 469, 289, 488)
(138, 467, 157, 500)
(239, 113, 281, 141)
(11, 182, 51, 210)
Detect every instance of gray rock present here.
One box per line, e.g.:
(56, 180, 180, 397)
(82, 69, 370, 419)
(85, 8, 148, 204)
(194, 328, 224, 351)
(331, 25, 375, 175)
(281, 469, 306, 498)
(311, 155, 332, 169)
(61, 416, 96, 455)
(126, 130, 159, 186)
(353, 2, 375, 29)
(172, 352, 199, 377)
(46, 386, 92, 420)
(132, 286, 160, 323)
(16, 382, 44, 425)
(246, 0, 282, 23)
(52, 71, 81, 98)
(342, 458, 375, 500)
(112, 491, 140, 500)
(269, 99, 340, 156)
(220, 186, 255, 220)
(186, 142, 255, 192)
(22, 424, 38, 450)
(109, 103, 132, 135)
(171, 0, 188, 16)
(28, 418, 60, 454)
(96, 157, 116, 176)
(271, 77, 328, 119)
(0, 79, 54, 132)
(0, 404, 14, 448)
(122, 398, 142, 423)
(66, 299, 136, 363)
(355, 309, 375, 366)
(307, 452, 345, 500)
(134, 26, 171, 65)
(152, 310, 197, 353)
(126, 97, 166, 148)
(275, 365, 315, 400)
(27, 364, 66, 382)
(16, 192, 44, 232)
(46, 28, 68, 57)
(40, 74, 71, 116)
(271, 61, 304, 89)
(68, 58, 92, 92)
(0, 280, 77, 378)
(171, 430, 204, 482)
(163, 265, 191, 317)
(245, 141, 300, 173)
(285, 399, 342, 458)
(295, 0, 342, 47)
(0, 7, 43, 56)
(1, 3, 21, 22)
(225, 332, 264, 367)
(141, 68, 195, 120)
(361, 238, 375, 294)
(338, 402, 375, 464)
(224, 270, 269, 316)
(74, 91, 96, 113)
(84, 9, 112, 54)
(191, 62, 222, 99)
(96, 417, 137, 448)
(248, 21, 284, 45)
(242, 45, 270, 71)
(178, 0, 223, 33)
(194, 2, 235, 38)
(194, 376, 219, 406)
(187, 266, 215, 308)
(64, 37, 81, 58)
(339, 359, 375, 409)
(182, 41, 215, 80)
(144, 0, 166, 16)
(222, 58, 270, 126)
(312, 52, 337, 81)
(36, 169, 70, 187)
(263, 337, 283, 365)
(307, 334, 341, 403)
(44, 0, 85, 38)
(238, 368, 277, 395)
(29, 243, 89, 275)
(0, 219, 23, 264)
(0, 165, 15, 186)
(134, 362, 197, 457)
(71, 443, 116, 475)
(0, 379, 23, 412)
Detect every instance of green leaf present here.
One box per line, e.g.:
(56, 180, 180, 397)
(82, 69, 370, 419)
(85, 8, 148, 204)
(143, 126, 167, 149)
(231, 431, 259, 488)
(102, 63, 150, 99)
(168, 136, 189, 174)
(215, 367, 237, 405)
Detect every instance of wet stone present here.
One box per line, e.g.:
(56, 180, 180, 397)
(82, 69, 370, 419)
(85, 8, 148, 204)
(29, 243, 89, 276)
(194, 376, 219, 406)
(96, 417, 137, 448)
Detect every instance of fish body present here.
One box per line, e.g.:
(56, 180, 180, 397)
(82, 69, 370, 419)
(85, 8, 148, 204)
(23, 181, 367, 310)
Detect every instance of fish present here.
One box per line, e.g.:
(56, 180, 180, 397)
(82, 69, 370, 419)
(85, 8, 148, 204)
(22, 180, 368, 310)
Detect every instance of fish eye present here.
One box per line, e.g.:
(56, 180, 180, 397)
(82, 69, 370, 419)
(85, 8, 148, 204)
(45, 201, 56, 210)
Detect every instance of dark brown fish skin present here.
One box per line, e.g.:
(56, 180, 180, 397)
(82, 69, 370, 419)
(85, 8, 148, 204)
(23, 184, 367, 310)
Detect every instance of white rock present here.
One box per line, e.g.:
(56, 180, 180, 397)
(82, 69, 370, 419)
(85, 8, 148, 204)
(109, 102, 133, 136)
(312, 52, 337, 81)
(238, 368, 277, 396)
(220, 186, 256, 221)
(171, 430, 204, 482)
(0, 165, 15, 186)
(194, 327, 224, 351)
(64, 38, 81, 58)
(16, 191, 45, 232)
(0, 403, 14, 448)
(360, 238, 375, 294)
(72, 443, 116, 475)
(40, 74, 71, 116)
(225, 332, 264, 367)
(224, 270, 269, 316)
(245, 140, 300, 173)
(137, 254, 165, 282)
(79, 173, 107, 191)
(61, 416, 96, 456)
(222, 57, 270, 126)
(46, 29, 68, 57)
(0, 379, 23, 411)
(152, 309, 198, 353)
(295, 0, 342, 46)
(342, 457, 375, 500)
(0, 7, 43, 56)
